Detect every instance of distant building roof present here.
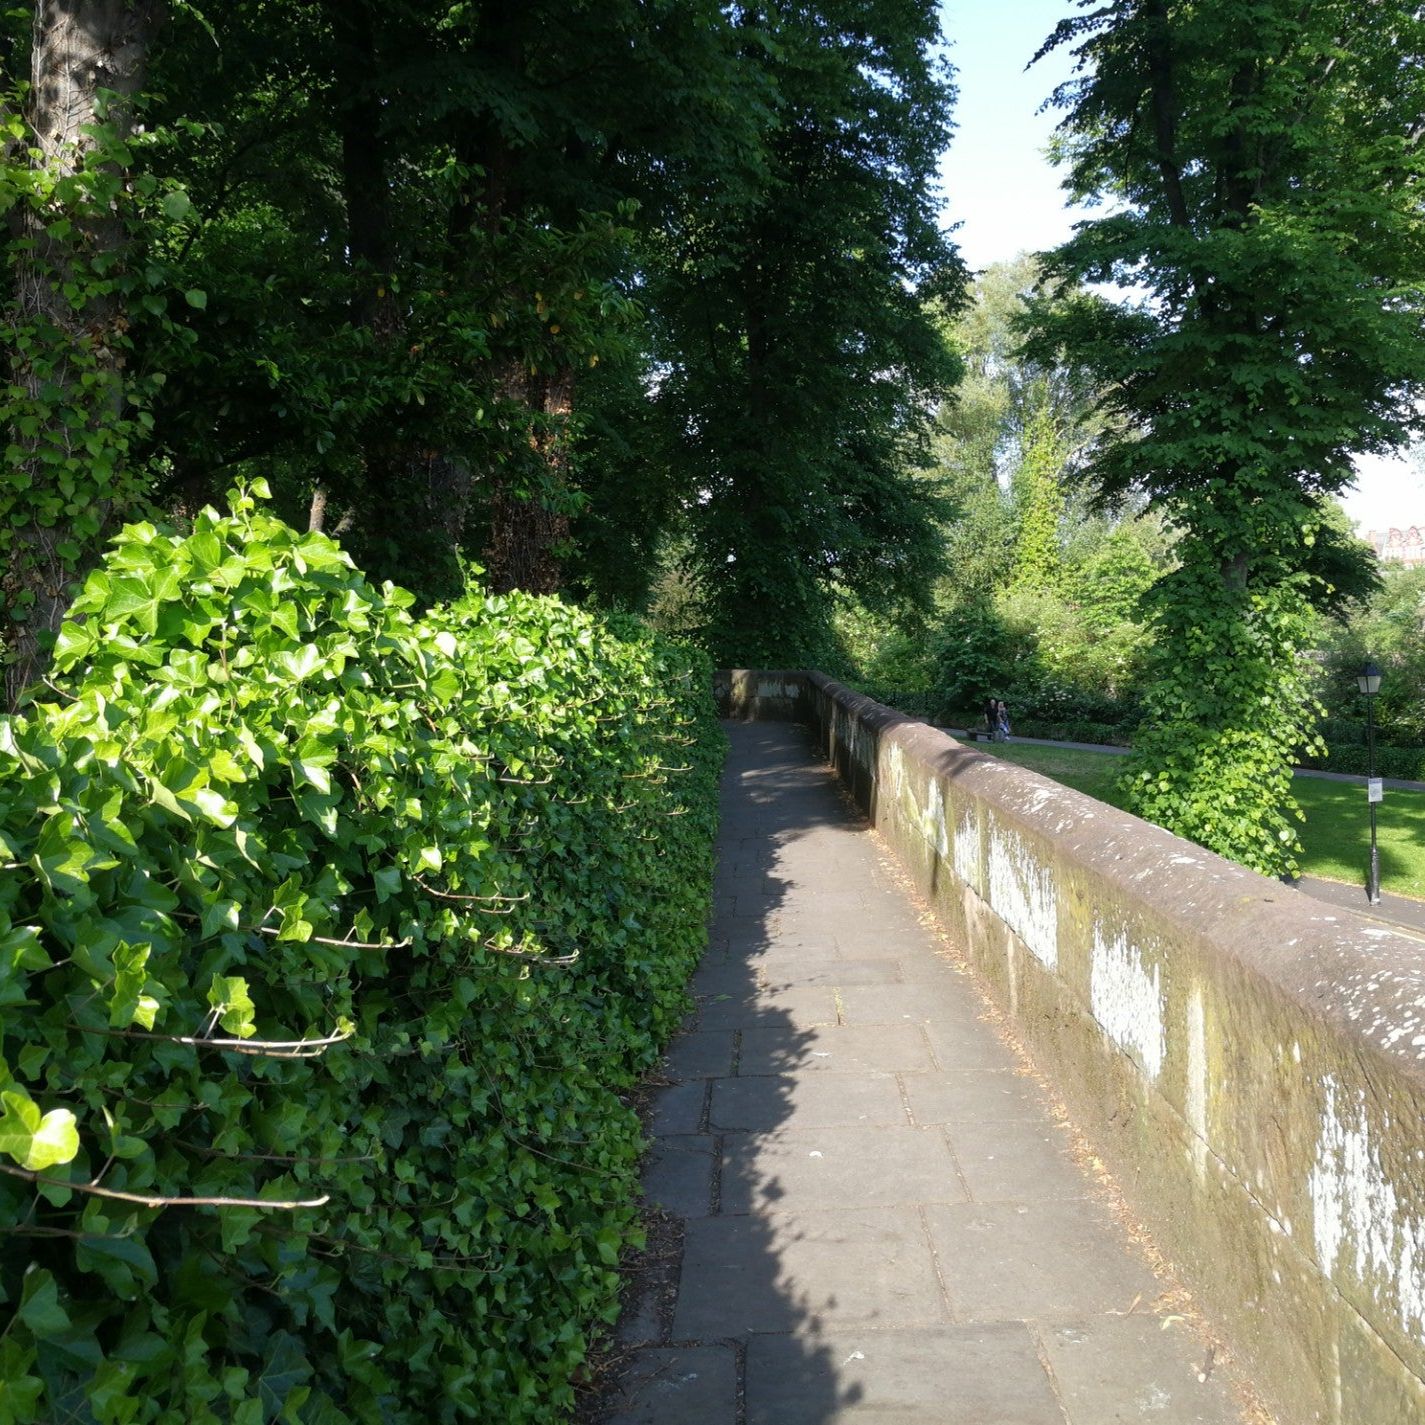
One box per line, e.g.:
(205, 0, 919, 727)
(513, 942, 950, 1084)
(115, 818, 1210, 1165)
(1365, 527, 1425, 567)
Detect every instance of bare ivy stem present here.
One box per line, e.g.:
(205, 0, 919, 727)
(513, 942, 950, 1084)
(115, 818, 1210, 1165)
(0, 1162, 329, 1210)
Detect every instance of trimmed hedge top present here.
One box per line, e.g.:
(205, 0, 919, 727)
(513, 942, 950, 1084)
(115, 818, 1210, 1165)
(0, 486, 724, 1422)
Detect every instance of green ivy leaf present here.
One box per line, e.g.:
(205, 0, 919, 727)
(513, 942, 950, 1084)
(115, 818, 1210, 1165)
(206, 974, 257, 1038)
(18, 1270, 71, 1337)
(0, 1092, 80, 1172)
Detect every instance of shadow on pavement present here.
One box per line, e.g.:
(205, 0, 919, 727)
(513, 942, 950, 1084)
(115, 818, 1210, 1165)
(591, 720, 857, 1424)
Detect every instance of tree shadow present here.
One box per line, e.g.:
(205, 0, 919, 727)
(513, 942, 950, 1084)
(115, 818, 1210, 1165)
(593, 719, 871, 1423)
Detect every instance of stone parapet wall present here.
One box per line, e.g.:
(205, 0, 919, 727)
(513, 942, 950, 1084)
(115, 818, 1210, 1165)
(716, 670, 1425, 1424)
(712, 669, 807, 722)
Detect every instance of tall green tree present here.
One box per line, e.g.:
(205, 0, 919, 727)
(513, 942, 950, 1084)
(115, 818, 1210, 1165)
(3, 1, 960, 694)
(931, 257, 1108, 606)
(1027, 0, 1425, 875)
(643, 0, 966, 666)
(138, 0, 758, 600)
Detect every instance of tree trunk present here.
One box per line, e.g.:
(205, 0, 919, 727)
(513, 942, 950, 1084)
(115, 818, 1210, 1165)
(4, 0, 164, 709)
(483, 364, 575, 595)
(326, 0, 396, 334)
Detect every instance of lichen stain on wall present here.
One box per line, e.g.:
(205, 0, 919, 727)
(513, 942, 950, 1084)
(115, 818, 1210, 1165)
(1089, 923, 1166, 1080)
(986, 824, 1058, 969)
(924, 776, 950, 860)
(953, 805, 980, 889)
(886, 740, 912, 825)
(1310, 1075, 1425, 1340)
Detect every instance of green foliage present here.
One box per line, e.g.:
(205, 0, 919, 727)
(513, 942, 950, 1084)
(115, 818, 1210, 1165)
(1118, 548, 1324, 876)
(999, 583, 1146, 709)
(1302, 742, 1425, 781)
(1312, 562, 1425, 743)
(1011, 717, 1131, 746)
(929, 602, 1012, 713)
(2, 0, 791, 653)
(1008, 406, 1064, 591)
(0, 93, 199, 671)
(642, 0, 966, 667)
(7, 0, 970, 689)
(853, 685, 940, 721)
(1028, 0, 1425, 875)
(1063, 525, 1158, 633)
(0, 487, 723, 1422)
(844, 260, 1160, 731)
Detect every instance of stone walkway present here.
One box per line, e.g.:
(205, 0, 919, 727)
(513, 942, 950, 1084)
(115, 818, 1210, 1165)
(603, 722, 1255, 1425)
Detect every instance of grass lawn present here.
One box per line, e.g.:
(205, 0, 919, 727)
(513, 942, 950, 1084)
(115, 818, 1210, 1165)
(975, 742, 1425, 902)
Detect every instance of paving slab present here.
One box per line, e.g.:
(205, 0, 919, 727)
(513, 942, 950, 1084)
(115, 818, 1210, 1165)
(709, 1073, 908, 1134)
(649, 1080, 708, 1135)
(900, 1070, 1047, 1126)
(708, 911, 771, 944)
(740, 938, 850, 969)
(923, 1197, 1162, 1321)
(1042, 1315, 1243, 1424)
(834, 927, 939, 960)
(597, 722, 1255, 1425)
(745, 1324, 1065, 1424)
(695, 985, 839, 1031)
(834, 980, 980, 1027)
(663, 1030, 738, 1079)
(738, 1023, 934, 1076)
(606, 1346, 738, 1425)
(923, 1014, 1021, 1072)
(690, 960, 759, 997)
(753, 956, 907, 989)
(943, 1118, 1088, 1202)
(644, 1136, 717, 1217)
(674, 1205, 949, 1338)
(719, 1125, 966, 1214)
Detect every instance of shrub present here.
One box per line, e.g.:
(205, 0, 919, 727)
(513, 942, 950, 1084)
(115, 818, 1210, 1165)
(853, 685, 939, 720)
(928, 602, 1012, 716)
(0, 487, 723, 1423)
(1298, 742, 1425, 781)
(1010, 718, 1132, 746)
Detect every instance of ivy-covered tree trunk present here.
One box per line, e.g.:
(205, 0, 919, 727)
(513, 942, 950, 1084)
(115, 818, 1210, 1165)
(3, 0, 163, 709)
(1027, 0, 1425, 876)
(1009, 405, 1064, 591)
(484, 362, 575, 595)
(310, 0, 397, 539)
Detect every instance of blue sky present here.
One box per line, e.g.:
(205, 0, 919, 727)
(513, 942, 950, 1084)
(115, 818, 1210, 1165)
(938, 0, 1081, 274)
(934, 0, 1422, 531)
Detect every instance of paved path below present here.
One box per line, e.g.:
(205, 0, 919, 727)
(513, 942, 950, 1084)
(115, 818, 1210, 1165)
(602, 722, 1254, 1425)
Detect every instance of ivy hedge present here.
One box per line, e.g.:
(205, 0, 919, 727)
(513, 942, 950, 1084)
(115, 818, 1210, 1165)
(0, 486, 724, 1423)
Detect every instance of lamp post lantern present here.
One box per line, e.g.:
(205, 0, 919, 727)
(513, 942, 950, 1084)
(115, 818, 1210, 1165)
(1357, 660, 1383, 905)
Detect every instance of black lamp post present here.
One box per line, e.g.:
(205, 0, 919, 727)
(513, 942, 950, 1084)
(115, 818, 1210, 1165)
(1357, 660, 1383, 905)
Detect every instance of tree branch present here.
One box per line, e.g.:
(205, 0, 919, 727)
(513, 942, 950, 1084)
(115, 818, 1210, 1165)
(72, 1022, 354, 1059)
(0, 1162, 329, 1210)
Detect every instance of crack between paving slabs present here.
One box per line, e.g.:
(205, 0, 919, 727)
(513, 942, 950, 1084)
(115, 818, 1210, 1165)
(916, 1200, 960, 1326)
(1028, 1321, 1074, 1424)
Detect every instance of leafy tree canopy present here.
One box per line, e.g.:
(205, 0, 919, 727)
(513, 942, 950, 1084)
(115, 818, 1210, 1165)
(1025, 0, 1425, 875)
